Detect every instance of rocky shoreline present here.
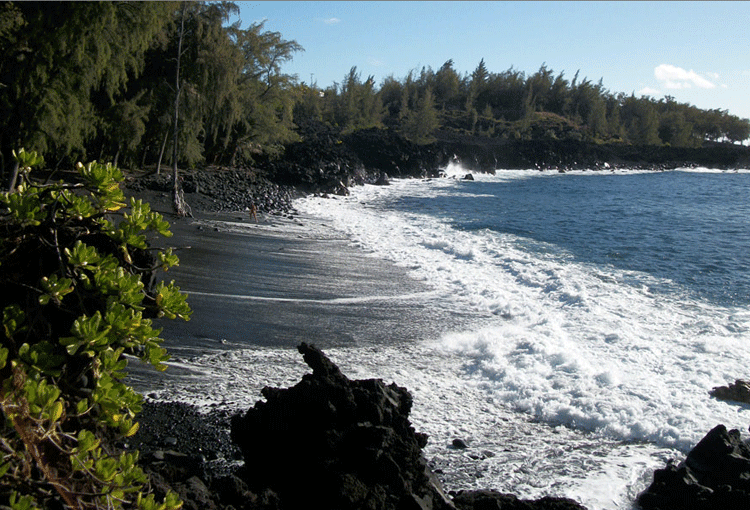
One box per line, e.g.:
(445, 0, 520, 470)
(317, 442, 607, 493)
(253, 123, 750, 196)
(130, 345, 589, 510)
(128, 344, 750, 510)
(122, 126, 750, 223)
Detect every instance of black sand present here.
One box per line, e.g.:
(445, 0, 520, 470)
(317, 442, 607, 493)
(126, 192, 481, 394)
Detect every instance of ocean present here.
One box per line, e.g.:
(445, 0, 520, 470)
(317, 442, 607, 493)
(139, 164, 750, 510)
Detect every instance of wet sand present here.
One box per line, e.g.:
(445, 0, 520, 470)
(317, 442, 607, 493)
(127, 201, 481, 392)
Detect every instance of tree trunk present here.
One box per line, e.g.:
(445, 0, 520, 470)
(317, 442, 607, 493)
(140, 144, 148, 169)
(171, 3, 190, 217)
(156, 129, 168, 175)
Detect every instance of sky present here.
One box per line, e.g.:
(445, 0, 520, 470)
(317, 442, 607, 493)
(234, 1, 750, 119)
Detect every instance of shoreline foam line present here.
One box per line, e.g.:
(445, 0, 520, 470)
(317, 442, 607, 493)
(185, 289, 441, 305)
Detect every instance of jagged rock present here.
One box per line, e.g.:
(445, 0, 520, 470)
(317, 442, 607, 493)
(331, 180, 350, 196)
(451, 490, 587, 510)
(709, 379, 750, 404)
(211, 475, 282, 510)
(231, 342, 455, 510)
(375, 171, 391, 185)
(462, 173, 474, 181)
(638, 424, 750, 510)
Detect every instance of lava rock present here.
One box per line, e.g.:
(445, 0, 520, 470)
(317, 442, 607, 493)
(126, 168, 296, 215)
(709, 379, 750, 404)
(452, 489, 587, 510)
(231, 342, 455, 510)
(375, 171, 391, 185)
(452, 439, 469, 449)
(638, 424, 750, 510)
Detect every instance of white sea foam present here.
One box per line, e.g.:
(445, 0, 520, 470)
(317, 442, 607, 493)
(293, 169, 750, 502)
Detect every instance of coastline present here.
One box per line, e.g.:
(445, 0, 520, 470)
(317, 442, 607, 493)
(124, 179, 660, 510)
(121, 170, 750, 510)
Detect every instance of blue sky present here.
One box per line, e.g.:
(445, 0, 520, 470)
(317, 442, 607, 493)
(235, 1, 750, 119)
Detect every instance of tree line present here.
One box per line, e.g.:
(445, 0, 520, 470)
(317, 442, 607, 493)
(301, 60, 750, 147)
(2, 2, 748, 187)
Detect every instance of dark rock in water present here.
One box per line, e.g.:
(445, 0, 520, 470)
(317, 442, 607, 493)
(462, 173, 474, 181)
(375, 171, 391, 185)
(709, 379, 750, 404)
(452, 489, 587, 510)
(452, 438, 469, 449)
(638, 424, 750, 510)
(231, 342, 455, 510)
(333, 180, 350, 196)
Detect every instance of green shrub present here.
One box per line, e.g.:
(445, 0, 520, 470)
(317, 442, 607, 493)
(0, 149, 190, 510)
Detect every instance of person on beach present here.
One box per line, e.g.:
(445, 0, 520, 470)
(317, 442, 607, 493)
(250, 203, 258, 222)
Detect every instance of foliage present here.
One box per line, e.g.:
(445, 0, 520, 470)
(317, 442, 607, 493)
(0, 2, 172, 170)
(0, 150, 190, 509)
(401, 87, 439, 145)
(323, 67, 383, 134)
(0, 1, 304, 179)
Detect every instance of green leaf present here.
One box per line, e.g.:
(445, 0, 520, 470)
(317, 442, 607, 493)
(76, 398, 90, 415)
(50, 400, 63, 422)
(2, 305, 25, 338)
(39, 274, 74, 305)
(154, 281, 192, 321)
(65, 240, 102, 268)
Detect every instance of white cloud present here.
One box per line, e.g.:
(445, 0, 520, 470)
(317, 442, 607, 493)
(323, 17, 341, 24)
(654, 64, 715, 89)
(638, 87, 661, 97)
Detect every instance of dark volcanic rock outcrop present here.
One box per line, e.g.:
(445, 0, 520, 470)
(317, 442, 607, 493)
(709, 379, 750, 404)
(231, 342, 455, 510)
(229, 343, 589, 510)
(452, 490, 587, 510)
(126, 345, 592, 509)
(638, 424, 750, 510)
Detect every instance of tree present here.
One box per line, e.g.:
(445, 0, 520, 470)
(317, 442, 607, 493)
(170, 3, 191, 216)
(377, 75, 405, 123)
(621, 95, 661, 145)
(723, 115, 750, 144)
(0, 2, 171, 187)
(526, 64, 555, 112)
(325, 67, 382, 133)
(547, 71, 571, 117)
(433, 60, 460, 110)
(228, 19, 303, 162)
(401, 87, 439, 144)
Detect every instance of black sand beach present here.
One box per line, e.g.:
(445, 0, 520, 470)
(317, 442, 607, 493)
(125, 190, 484, 396)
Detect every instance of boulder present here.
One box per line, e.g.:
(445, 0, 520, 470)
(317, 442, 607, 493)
(638, 424, 750, 509)
(709, 379, 750, 404)
(230, 342, 455, 510)
(375, 171, 391, 185)
(452, 490, 587, 510)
